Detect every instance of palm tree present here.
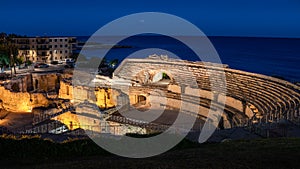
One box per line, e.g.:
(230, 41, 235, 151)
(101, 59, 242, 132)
(8, 44, 18, 76)
(0, 53, 9, 72)
(0, 44, 9, 73)
(0, 42, 18, 76)
(4, 35, 19, 76)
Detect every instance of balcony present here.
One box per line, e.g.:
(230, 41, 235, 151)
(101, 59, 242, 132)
(36, 39, 49, 44)
(17, 41, 30, 44)
(37, 47, 50, 50)
(12, 38, 30, 44)
(39, 52, 49, 56)
(19, 45, 30, 50)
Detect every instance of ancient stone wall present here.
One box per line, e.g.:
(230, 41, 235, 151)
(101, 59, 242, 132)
(53, 112, 80, 130)
(58, 80, 73, 100)
(3, 73, 59, 93)
(59, 80, 116, 109)
(0, 86, 49, 112)
(95, 88, 115, 109)
(32, 73, 59, 92)
(3, 74, 33, 92)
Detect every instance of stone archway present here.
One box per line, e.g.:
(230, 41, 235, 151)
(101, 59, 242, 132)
(134, 70, 173, 85)
(152, 71, 171, 84)
(131, 94, 150, 111)
(137, 95, 147, 105)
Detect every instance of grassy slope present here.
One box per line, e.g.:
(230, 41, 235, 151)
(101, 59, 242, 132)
(1, 136, 300, 169)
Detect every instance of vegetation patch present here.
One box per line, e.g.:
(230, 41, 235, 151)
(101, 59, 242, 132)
(1, 134, 300, 168)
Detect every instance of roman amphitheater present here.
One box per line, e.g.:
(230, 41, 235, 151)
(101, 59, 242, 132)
(1, 55, 300, 139)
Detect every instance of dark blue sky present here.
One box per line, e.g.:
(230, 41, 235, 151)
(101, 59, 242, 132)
(1, 0, 300, 37)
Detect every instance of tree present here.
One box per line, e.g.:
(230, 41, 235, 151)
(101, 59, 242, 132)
(25, 60, 32, 66)
(8, 44, 19, 75)
(0, 32, 25, 76)
(0, 32, 7, 44)
(70, 53, 79, 61)
(97, 57, 120, 77)
(0, 53, 9, 72)
(0, 44, 10, 72)
(162, 72, 170, 79)
(109, 58, 119, 68)
(15, 56, 25, 66)
(0, 43, 18, 76)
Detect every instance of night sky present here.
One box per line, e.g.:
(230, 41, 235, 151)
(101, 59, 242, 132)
(1, 0, 300, 37)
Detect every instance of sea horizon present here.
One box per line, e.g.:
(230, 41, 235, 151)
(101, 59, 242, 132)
(73, 35, 300, 83)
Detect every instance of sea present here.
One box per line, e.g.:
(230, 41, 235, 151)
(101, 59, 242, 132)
(76, 36, 300, 83)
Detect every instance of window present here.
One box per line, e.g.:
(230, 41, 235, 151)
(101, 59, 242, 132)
(60, 51, 62, 54)
(49, 45, 52, 48)
(54, 45, 57, 48)
(65, 39, 68, 42)
(60, 45, 62, 48)
(65, 44, 68, 47)
(32, 46, 34, 48)
(60, 39, 62, 42)
(55, 57, 57, 60)
(60, 56, 62, 59)
(49, 39, 52, 42)
(65, 50, 68, 53)
(49, 51, 52, 54)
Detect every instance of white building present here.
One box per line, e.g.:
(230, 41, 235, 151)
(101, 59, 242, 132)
(13, 37, 77, 63)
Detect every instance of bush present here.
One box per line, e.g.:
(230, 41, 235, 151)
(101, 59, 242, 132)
(26, 60, 32, 66)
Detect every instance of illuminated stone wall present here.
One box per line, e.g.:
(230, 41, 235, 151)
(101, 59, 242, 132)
(58, 80, 73, 100)
(0, 73, 61, 112)
(126, 84, 253, 128)
(32, 73, 59, 92)
(95, 88, 115, 109)
(59, 81, 116, 109)
(53, 112, 80, 130)
(0, 86, 49, 112)
(3, 73, 59, 93)
(4, 74, 33, 92)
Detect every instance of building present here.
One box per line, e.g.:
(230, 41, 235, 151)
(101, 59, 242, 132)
(12, 37, 77, 63)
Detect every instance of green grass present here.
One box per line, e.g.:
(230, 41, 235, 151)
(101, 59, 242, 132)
(1, 135, 300, 169)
